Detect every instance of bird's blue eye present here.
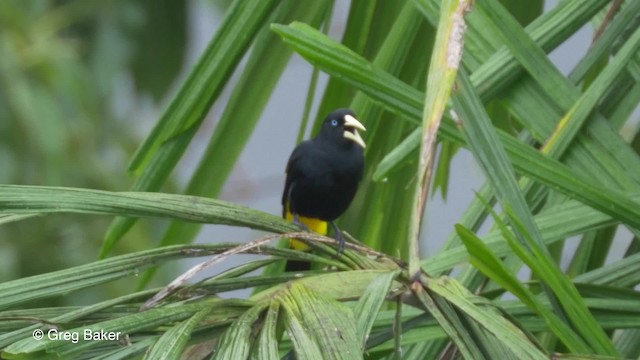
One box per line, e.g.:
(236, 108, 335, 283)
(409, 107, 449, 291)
(330, 119, 339, 126)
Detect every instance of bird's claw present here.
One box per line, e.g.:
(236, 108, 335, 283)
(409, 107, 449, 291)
(330, 222, 345, 255)
(292, 214, 310, 232)
(291, 217, 345, 255)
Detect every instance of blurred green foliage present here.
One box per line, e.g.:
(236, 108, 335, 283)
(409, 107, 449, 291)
(0, 0, 187, 291)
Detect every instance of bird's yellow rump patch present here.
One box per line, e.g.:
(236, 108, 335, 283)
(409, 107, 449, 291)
(285, 209, 328, 250)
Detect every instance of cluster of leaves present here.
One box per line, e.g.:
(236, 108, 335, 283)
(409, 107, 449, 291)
(1, 0, 640, 359)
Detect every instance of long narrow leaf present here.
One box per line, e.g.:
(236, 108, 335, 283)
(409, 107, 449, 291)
(144, 309, 210, 360)
(101, 0, 282, 257)
(426, 277, 547, 360)
(452, 69, 617, 355)
(353, 270, 399, 346)
(0, 185, 295, 234)
(456, 224, 590, 353)
(280, 283, 362, 360)
(213, 303, 267, 360)
(4, 301, 211, 357)
(408, 0, 469, 274)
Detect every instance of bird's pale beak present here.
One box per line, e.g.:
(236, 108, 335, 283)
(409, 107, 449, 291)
(343, 114, 366, 148)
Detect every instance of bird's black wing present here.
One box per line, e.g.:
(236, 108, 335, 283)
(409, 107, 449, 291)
(282, 142, 308, 217)
(282, 140, 330, 217)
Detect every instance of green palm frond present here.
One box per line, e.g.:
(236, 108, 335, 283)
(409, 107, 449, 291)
(2, 0, 640, 359)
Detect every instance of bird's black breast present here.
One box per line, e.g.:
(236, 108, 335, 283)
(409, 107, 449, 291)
(282, 139, 364, 221)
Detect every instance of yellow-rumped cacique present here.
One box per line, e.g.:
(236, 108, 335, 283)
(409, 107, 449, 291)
(282, 109, 366, 271)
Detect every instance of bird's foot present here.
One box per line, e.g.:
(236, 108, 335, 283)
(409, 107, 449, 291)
(292, 214, 310, 232)
(330, 222, 345, 255)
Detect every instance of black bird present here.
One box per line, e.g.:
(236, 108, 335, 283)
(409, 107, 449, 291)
(282, 109, 366, 271)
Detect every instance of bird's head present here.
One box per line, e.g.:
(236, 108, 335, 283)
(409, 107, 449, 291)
(319, 109, 366, 149)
